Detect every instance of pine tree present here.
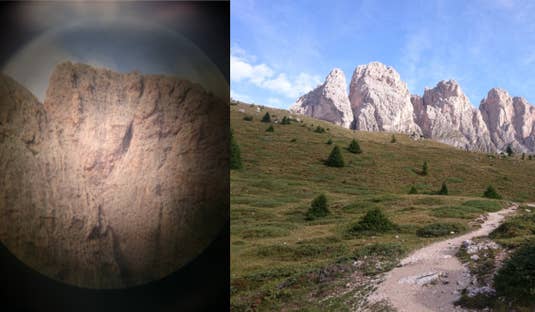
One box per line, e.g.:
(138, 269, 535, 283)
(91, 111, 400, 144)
(422, 161, 428, 176)
(230, 129, 242, 170)
(265, 125, 274, 132)
(326, 138, 333, 145)
(408, 186, 418, 194)
(306, 194, 329, 220)
(438, 182, 448, 195)
(261, 112, 271, 123)
(347, 139, 362, 154)
(483, 185, 502, 199)
(391, 134, 397, 143)
(522, 153, 525, 160)
(325, 145, 345, 167)
(506, 144, 513, 157)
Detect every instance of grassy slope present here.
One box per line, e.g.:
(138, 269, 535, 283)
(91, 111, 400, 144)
(230, 102, 535, 311)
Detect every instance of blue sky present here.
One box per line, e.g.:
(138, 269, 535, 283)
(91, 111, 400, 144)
(231, 0, 535, 108)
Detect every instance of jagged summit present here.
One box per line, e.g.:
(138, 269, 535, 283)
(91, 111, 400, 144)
(290, 68, 353, 128)
(291, 61, 535, 153)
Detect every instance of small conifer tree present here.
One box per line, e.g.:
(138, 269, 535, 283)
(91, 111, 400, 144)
(529, 155, 533, 160)
(438, 182, 448, 195)
(422, 161, 428, 176)
(306, 194, 329, 220)
(391, 134, 397, 143)
(522, 153, 525, 160)
(265, 125, 274, 132)
(314, 126, 325, 133)
(326, 145, 345, 167)
(483, 185, 502, 199)
(408, 186, 418, 194)
(326, 138, 333, 145)
(261, 112, 271, 123)
(230, 129, 242, 170)
(506, 144, 513, 156)
(281, 116, 291, 125)
(349, 208, 398, 234)
(347, 139, 362, 154)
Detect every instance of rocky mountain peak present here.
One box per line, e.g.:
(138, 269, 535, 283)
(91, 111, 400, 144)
(432, 80, 463, 97)
(290, 68, 353, 128)
(349, 61, 421, 135)
(291, 62, 535, 153)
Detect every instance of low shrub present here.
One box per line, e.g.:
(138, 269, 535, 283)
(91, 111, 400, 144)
(494, 243, 535, 306)
(408, 186, 418, 194)
(243, 115, 253, 121)
(483, 185, 502, 199)
(416, 223, 466, 237)
(266, 125, 274, 132)
(314, 126, 326, 133)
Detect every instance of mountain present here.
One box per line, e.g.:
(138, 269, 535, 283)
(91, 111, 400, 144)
(349, 62, 422, 136)
(290, 68, 353, 128)
(480, 88, 535, 152)
(291, 62, 535, 153)
(414, 80, 493, 152)
(0, 62, 228, 288)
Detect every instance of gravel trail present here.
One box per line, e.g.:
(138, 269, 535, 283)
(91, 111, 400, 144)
(367, 204, 518, 312)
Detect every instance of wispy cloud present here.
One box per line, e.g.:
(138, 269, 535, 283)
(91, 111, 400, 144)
(231, 49, 321, 101)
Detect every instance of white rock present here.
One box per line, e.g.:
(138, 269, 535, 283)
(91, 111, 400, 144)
(480, 88, 535, 152)
(349, 62, 422, 135)
(413, 80, 495, 152)
(290, 68, 354, 128)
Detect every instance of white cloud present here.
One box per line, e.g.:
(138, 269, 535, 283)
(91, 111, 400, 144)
(230, 89, 253, 103)
(267, 97, 282, 106)
(230, 55, 273, 82)
(231, 49, 321, 100)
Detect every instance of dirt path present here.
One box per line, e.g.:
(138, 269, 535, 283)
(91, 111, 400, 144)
(367, 204, 518, 312)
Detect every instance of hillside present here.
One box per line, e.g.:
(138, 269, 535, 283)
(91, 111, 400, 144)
(230, 102, 535, 311)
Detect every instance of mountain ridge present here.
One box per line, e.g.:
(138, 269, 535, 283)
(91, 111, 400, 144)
(290, 62, 535, 153)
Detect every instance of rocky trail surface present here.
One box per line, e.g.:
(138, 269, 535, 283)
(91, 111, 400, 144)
(367, 204, 518, 312)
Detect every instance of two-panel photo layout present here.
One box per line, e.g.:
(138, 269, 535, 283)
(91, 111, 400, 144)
(0, 1, 534, 311)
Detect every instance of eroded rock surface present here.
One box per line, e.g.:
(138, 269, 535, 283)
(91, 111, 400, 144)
(415, 80, 494, 152)
(291, 62, 535, 153)
(480, 88, 535, 152)
(290, 68, 353, 128)
(0, 62, 228, 288)
(349, 62, 422, 135)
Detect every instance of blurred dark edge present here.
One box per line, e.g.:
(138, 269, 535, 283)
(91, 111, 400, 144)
(0, 1, 230, 312)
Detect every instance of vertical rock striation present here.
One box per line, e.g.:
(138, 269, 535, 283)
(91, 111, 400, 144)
(0, 61, 228, 288)
(290, 62, 535, 153)
(290, 68, 353, 128)
(348, 62, 422, 135)
(414, 80, 493, 152)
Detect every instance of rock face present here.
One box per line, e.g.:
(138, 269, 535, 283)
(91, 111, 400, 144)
(290, 68, 353, 128)
(0, 62, 228, 288)
(291, 62, 535, 153)
(414, 80, 493, 152)
(348, 62, 422, 135)
(480, 88, 535, 152)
